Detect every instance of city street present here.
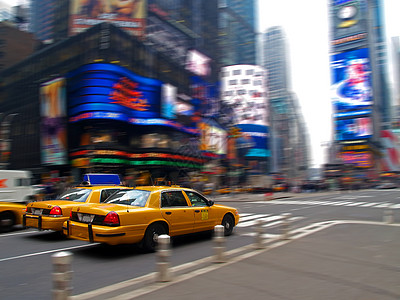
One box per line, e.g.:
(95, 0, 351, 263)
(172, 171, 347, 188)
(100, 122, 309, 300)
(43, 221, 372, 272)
(0, 189, 399, 299)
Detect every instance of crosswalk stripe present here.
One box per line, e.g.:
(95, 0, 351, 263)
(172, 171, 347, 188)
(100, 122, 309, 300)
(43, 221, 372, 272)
(360, 202, 379, 207)
(239, 214, 269, 222)
(237, 215, 282, 228)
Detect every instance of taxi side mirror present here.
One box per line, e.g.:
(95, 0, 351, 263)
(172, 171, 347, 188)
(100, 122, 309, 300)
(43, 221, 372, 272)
(208, 200, 214, 206)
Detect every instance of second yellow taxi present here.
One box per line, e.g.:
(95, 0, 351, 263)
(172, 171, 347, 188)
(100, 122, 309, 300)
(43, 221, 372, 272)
(63, 185, 240, 251)
(23, 174, 131, 232)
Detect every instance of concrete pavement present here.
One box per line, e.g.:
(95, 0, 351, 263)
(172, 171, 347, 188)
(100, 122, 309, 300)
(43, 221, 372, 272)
(72, 220, 400, 300)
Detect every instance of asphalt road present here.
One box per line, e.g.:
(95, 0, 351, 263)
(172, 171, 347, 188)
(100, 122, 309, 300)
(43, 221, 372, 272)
(0, 189, 398, 299)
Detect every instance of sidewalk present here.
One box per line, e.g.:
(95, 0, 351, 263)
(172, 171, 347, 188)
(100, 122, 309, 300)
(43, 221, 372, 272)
(73, 221, 400, 300)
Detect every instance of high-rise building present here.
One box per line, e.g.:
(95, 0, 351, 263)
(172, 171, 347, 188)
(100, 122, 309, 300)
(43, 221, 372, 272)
(329, 0, 392, 174)
(218, 0, 257, 66)
(262, 26, 309, 181)
(30, 0, 55, 42)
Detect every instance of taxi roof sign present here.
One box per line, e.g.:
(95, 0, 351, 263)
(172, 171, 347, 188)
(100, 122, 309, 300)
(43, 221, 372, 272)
(83, 174, 122, 185)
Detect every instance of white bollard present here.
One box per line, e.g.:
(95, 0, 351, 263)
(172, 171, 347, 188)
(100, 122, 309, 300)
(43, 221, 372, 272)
(384, 206, 394, 224)
(52, 251, 73, 300)
(156, 234, 171, 282)
(213, 225, 226, 263)
(254, 219, 264, 249)
(280, 213, 291, 240)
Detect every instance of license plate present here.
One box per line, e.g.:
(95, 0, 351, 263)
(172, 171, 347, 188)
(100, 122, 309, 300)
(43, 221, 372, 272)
(77, 213, 94, 223)
(32, 208, 42, 215)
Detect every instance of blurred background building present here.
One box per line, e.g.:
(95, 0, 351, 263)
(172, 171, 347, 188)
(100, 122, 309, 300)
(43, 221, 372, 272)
(0, 0, 312, 189)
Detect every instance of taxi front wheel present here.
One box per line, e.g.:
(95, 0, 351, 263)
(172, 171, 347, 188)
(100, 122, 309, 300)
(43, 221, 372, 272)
(222, 214, 234, 236)
(142, 223, 167, 252)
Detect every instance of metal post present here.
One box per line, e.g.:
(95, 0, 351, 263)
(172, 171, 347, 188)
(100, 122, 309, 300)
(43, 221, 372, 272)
(156, 234, 171, 282)
(254, 219, 264, 249)
(213, 225, 226, 263)
(280, 213, 291, 240)
(52, 251, 73, 300)
(384, 206, 394, 224)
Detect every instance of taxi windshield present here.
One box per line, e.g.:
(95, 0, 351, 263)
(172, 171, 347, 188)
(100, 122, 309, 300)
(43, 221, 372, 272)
(105, 190, 150, 207)
(58, 189, 91, 202)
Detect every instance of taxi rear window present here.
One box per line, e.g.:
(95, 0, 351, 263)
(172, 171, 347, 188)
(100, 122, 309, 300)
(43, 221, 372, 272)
(105, 190, 150, 207)
(58, 189, 91, 202)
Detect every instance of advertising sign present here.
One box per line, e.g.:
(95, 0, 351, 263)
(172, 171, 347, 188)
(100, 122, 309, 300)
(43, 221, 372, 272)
(69, 0, 146, 37)
(331, 0, 368, 49)
(236, 124, 269, 159)
(335, 117, 372, 141)
(220, 65, 269, 127)
(340, 151, 372, 168)
(199, 121, 227, 156)
(68, 63, 199, 134)
(331, 48, 372, 113)
(380, 130, 400, 172)
(40, 78, 68, 165)
(186, 49, 211, 77)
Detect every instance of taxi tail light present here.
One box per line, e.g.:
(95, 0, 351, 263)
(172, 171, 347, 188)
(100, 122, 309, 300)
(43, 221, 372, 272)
(49, 206, 62, 216)
(103, 211, 120, 226)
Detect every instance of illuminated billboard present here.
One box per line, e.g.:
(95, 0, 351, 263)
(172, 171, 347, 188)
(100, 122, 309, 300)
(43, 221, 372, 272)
(69, 0, 146, 37)
(331, 48, 372, 113)
(40, 78, 68, 165)
(186, 49, 211, 77)
(199, 121, 227, 156)
(340, 151, 372, 168)
(68, 63, 198, 134)
(237, 124, 269, 159)
(220, 65, 269, 127)
(335, 116, 372, 141)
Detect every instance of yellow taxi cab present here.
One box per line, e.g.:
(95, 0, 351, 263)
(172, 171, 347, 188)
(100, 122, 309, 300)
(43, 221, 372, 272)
(23, 174, 131, 232)
(63, 185, 240, 252)
(0, 202, 27, 232)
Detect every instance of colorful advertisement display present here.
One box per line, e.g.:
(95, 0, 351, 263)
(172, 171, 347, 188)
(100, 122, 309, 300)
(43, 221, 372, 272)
(335, 116, 372, 141)
(340, 151, 372, 168)
(68, 63, 199, 134)
(220, 65, 269, 127)
(40, 78, 68, 165)
(199, 121, 227, 156)
(69, 0, 146, 37)
(236, 124, 269, 158)
(331, 48, 372, 114)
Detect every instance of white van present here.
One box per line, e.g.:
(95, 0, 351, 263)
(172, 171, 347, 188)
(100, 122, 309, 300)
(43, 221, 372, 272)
(0, 170, 36, 203)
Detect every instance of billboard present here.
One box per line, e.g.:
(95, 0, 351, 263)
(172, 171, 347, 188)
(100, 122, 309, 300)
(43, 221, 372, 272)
(186, 49, 211, 77)
(220, 65, 269, 127)
(199, 121, 227, 156)
(236, 124, 269, 159)
(68, 63, 198, 134)
(380, 130, 400, 172)
(40, 78, 68, 165)
(335, 116, 372, 141)
(340, 151, 372, 168)
(331, 48, 372, 113)
(69, 0, 146, 37)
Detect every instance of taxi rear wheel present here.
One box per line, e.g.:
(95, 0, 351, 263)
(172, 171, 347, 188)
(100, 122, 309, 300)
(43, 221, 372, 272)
(222, 214, 234, 236)
(142, 223, 167, 252)
(0, 212, 15, 232)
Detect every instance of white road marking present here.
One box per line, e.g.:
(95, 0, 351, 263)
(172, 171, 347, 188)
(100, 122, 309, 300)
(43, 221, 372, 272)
(0, 243, 98, 263)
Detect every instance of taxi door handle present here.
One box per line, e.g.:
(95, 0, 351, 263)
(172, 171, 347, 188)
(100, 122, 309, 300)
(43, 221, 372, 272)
(195, 210, 200, 213)
(165, 212, 172, 215)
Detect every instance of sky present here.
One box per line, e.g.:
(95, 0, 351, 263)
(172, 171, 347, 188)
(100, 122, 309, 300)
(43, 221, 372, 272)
(2, 0, 400, 168)
(258, 0, 400, 168)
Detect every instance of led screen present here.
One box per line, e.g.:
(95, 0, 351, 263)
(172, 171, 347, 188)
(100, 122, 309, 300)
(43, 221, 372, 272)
(40, 78, 68, 165)
(335, 117, 372, 141)
(331, 48, 372, 113)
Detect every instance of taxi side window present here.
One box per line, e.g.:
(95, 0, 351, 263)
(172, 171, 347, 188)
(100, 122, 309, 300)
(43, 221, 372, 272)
(161, 191, 188, 207)
(185, 191, 208, 207)
(100, 189, 119, 202)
